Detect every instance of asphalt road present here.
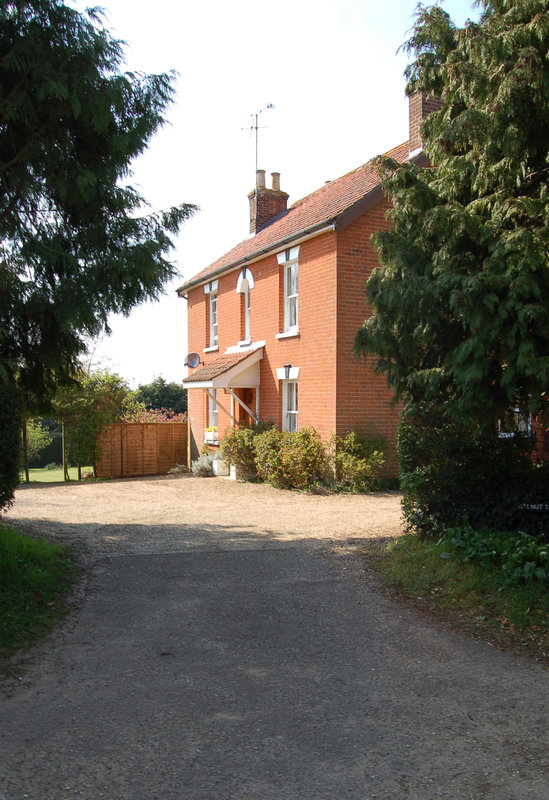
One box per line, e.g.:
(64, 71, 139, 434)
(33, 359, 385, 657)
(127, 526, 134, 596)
(1, 478, 548, 800)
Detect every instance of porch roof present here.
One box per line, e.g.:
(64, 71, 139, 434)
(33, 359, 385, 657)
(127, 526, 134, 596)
(182, 348, 263, 389)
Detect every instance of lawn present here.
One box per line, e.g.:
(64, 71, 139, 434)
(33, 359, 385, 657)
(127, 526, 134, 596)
(19, 466, 94, 483)
(364, 532, 549, 665)
(0, 525, 76, 659)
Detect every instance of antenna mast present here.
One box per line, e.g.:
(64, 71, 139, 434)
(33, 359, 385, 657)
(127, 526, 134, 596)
(245, 104, 274, 172)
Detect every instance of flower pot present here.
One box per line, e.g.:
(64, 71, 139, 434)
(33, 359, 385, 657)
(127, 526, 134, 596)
(212, 459, 229, 477)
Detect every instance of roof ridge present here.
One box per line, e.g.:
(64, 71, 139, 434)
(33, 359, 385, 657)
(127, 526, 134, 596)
(177, 139, 411, 294)
(287, 140, 408, 212)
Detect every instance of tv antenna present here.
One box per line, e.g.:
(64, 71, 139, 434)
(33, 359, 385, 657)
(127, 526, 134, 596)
(243, 103, 274, 172)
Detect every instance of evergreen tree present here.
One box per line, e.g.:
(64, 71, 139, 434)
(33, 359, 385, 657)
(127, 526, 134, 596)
(355, 0, 549, 425)
(0, 0, 196, 404)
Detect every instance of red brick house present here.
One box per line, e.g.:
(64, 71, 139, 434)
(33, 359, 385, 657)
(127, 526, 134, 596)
(178, 94, 438, 472)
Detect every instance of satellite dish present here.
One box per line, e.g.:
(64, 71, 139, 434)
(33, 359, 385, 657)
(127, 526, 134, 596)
(184, 352, 201, 368)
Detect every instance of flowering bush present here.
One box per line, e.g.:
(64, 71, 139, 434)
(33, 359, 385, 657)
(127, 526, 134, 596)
(120, 407, 187, 423)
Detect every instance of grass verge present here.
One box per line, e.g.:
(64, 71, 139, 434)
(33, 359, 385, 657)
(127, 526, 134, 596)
(363, 533, 548, 665)
(0, 525, 77, 660)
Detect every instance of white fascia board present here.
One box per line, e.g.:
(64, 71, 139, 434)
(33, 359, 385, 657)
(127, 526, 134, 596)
(178, 224, 335, 294)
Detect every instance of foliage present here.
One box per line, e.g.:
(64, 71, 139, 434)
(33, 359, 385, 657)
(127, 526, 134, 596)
(191, 453, 215, 476)
(366, 532, 549, 661)
(24, 419, 52, 462)
(136, 377, 187, 415)
(220, 426, 261, 479)
(53, 369, 130, 471)
(330, 430, 385, 492)
(397, 404, 548, 539)
(121, 406, 187, 423)
(0, 525, 76, 655)
(440, 524, 549, 585)
(254, 427, 327, 490)
(0, 0, 196, 406)
(355, 0, 549, 424)
(0, 382, 21, 510)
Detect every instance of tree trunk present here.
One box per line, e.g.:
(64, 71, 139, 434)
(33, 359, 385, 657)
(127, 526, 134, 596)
(21, 418, 30, 484)
(62, 422, 69, 481)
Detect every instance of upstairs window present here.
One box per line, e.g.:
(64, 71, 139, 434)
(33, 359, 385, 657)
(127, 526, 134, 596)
(204, 280, 218, 349)
(277, 246, 299, 335)
(236, 268, 254, 344)
(209, 292, 218, 347)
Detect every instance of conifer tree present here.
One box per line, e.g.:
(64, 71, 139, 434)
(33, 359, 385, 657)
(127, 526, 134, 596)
(0, 0, 196, 404)
(355, 0, 549, 425)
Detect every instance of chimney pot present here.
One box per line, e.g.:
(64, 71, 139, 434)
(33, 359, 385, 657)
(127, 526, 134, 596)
(248, 169, 289, 234)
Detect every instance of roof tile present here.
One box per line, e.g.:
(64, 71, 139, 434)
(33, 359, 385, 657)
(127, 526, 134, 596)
(178, 141, 410, 293)
(182, 351, 255, 383)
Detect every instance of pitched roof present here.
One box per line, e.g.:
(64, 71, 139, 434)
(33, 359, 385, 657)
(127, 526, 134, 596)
(177, 141, 411, 294)
(182, 351, 256, 383)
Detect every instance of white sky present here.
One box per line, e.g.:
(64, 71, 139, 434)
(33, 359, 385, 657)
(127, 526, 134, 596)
(76, 0, 479, 388)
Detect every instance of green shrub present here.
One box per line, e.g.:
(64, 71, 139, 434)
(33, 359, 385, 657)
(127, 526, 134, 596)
(0, 382, 22, 511)
(331, 431, 385, 492)
(398, 403, 547, 539)
(254, 427, 327, 489)
(439, 524, 549, 586)
(220, 426, 260, 480)
(191, 453, 214, 476)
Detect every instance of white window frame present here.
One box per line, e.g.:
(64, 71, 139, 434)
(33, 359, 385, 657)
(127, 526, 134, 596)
(282, 380, 298, 432)
(498, 408, 532, 439)
(208, 390, 218, 432)
(236, 269, 254, 345)
(209, 292, 218, 348)
(204, 280, 218, 349)
(277, 246, 299, 335)
(242, 283, 251, 342)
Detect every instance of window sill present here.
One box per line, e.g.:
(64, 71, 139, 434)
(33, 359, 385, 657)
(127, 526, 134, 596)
(204, 345, 219, 353)
(276, 329, 300, 340)
(238, 338, 252, 347)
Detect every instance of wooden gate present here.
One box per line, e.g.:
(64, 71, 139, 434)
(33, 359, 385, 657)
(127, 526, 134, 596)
(96, 423, 187, 479)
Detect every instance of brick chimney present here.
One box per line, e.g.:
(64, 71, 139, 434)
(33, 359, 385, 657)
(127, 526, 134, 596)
(409, 92, 443, 156)
(248, 170, 289, 234)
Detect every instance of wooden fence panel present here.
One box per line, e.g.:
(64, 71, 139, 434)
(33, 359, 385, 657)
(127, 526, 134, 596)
(96, 423, 187, 479)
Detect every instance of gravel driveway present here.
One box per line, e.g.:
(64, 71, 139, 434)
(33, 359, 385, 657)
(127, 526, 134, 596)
(1, 476, 548, 800)
(4, 474, 403, 556)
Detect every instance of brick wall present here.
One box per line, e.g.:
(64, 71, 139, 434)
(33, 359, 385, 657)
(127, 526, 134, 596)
(186, 213, 400, 472)
(335, 201, 401, 473)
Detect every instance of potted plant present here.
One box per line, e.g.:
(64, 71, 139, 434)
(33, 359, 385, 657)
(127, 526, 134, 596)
(204, 426, 218, 444)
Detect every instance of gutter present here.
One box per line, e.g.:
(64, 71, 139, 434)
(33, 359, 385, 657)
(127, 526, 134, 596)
(176, 222, 336, 296)
(176, 149, 430, 298)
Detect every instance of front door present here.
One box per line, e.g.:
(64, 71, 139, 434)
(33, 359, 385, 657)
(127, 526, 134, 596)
(235, 388, 256, 427)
